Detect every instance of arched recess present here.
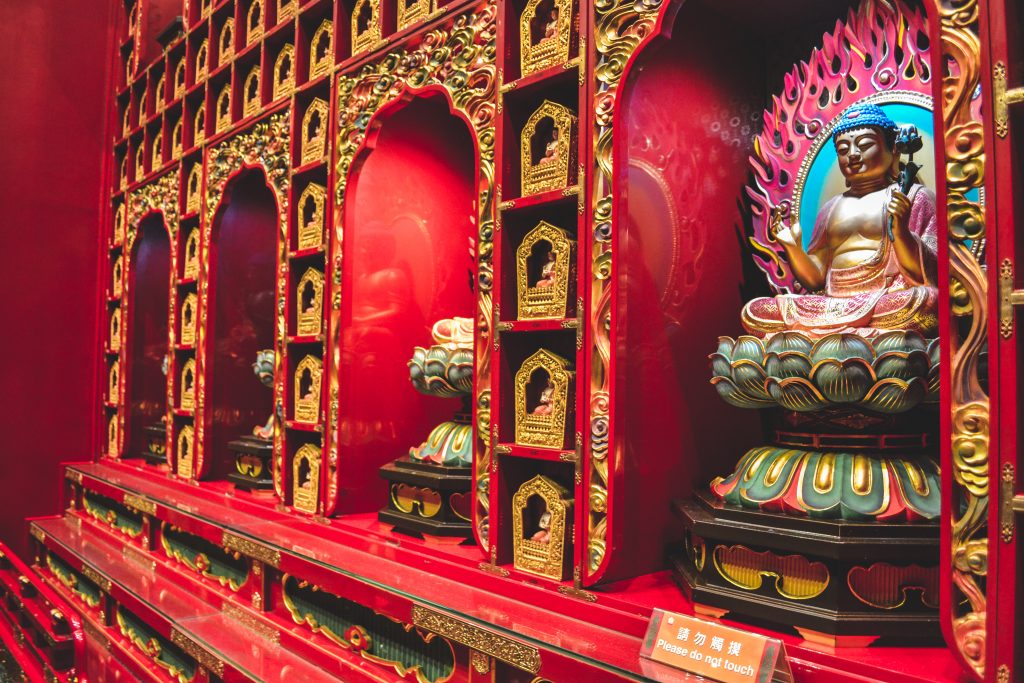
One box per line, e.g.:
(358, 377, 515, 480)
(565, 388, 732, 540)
(330, 9, 496, 537)
(592, 0, 988, 677)
(121, 172, 181, 466)
(195, 113, 290, 485)
(336, 90, 478, 515)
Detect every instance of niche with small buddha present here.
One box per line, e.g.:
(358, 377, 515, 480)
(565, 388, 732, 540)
(109, 362, 120, 403)
(516, 221, 575, 319)
(292, 443, 321, 514)
(183, 228, 200, 279)
(520, 101, 577, 196)
(180, 293, 198, 346)
(174, 60, 186, 98)
(151, 131, 163, 168)
(171, 119, 183, 159)
(278, 0, 297, 22)
(119, 156, 128, 191)
(186, 165, 203, 214)
(177, 425, 195, 478)
(193, 104, 206, 147)
(196, 39, 209, 81)
(309, 20, 333, 80)
(296, 182, 326, 250)
(352, 0, 381, 56)
(110, 307, 122, 352)
(179, 358, 196, 412)
(108, 415, 119, 458)
(112, 255, 124, 297)
(135, 146, 145, 179)
(300, 98, 329, 165)
(273, 44, 295, 100)
(520, 0, 573, 76)
(512, 475, 573, 580)
(155, 74, 166, 112)
(215, 83, 232, 133)
(113, 206, 126, 246)
(243, 66, 261, 117)
(246, 0, 264, 44)
(296, 268, 324, 337)
(219, 19, 235, 65)
(293, 355, 323, 424)
(514, 348, 573, 449)
(398, 0, 431, 31)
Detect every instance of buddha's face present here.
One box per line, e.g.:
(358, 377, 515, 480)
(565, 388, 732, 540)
(834, 127, 894, 183)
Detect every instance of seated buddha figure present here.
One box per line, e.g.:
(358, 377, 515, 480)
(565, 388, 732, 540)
(741, 104, 938, 338)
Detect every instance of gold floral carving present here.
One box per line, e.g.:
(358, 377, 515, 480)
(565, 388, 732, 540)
(243, 66, 261, 118)
(520, 0, 572, 76)
(516, 221, 574, 319)
(296, 268, 324, 336)
(514, 348, 573, 449)
(123, 493, 156, 516)
(219, 19, 235, 66)
(199, 113, 290, 487)
(170, 628, 226, 677)
(81, 566, 112, 594)
(223, 603, 279, 643)
(297, 182, 326, 250)
(222, 532, 281, 567)
(351, 0, 382, 56)
(292, 443, 321, 513)
(246, 0, 264, 44)
(398, 0, 432, 31)
(300, 98, 329, 165)
(293, 355, 323, 424)
(512, 475, 572, 580)
(309, 20, 333, 80)
(332, 6, 496, 532)
(411, 606, 541, 674)
(273, 43, 295, 101)
(520, 100, 576, 196)
(215, 83, 232, 133)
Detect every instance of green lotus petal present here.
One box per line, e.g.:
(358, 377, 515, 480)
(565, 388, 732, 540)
(927, 338, 940, 366)
(764, 351, 812, 379)
(716, 336, 738, 360)
(710, 353, 733, 379)
(764, 331, 813, 355)
(765, 377, 828, 412)
(810, 333, 874, 364)
(874, 330, 927, 354)
(873, 349, 930, 381)
(809, 357, 875, 403)
(730, 359, 770, 399)
(732, 336, 767, 363)
(711, 376, 774, 409)
(857, 377, 927, 414)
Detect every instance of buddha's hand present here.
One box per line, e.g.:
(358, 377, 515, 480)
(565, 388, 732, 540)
(887, 190, 912, 236)
(769, 205, 801, 250)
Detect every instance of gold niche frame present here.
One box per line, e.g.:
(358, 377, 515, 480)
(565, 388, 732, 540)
(397, 0, 431, 31)
(215, 83, 232, 133)
(180, 293, 198, 346)
(277, 0, 297, 22)
(309, 20, 333, 80)
(135, 146, 145, 180)
(296, 183, 326, 250)
(152, 131, 164, 168)
(183, 228, 200, 279)
(200, 0, 213, 19)
(177, 425, 195, 478)
(112, 255, 124, 298)
(108, 415, 119, 458)
(155, 73, 167, 111)
(296, 268, 324, 337)
(272, 43, 295, 101)
(196, 39, 209, 81)
(219, 18, 235, 65)
(520, 100, 577, 197)
(109, 307, 122, 352)
(186, 164, 203, 214)
(514, 348, 573, 449)
(300, 98, 329, 165)
(516, 221, 574, 319)
(193, 104, 206, 146)
(171, 119, 183, 159)
(122, 108, 131, 137)
(292, 444, 321, 514)
(512, 475, 573, 580)
(293, 355, 323, 424)
(179, 358, 197, 411)
(246, 0, 264, 44)
(519, 0, 572, 76)
(113, 205, 126, 246)
(174, 60, 186, 98)
(119, 156, 128, 191)
(351, 0, 382, 55)
(108, 362, 120, 403)
(243, 66, 261, 117)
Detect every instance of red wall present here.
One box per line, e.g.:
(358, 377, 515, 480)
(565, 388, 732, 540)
(0, 2, 113, 558)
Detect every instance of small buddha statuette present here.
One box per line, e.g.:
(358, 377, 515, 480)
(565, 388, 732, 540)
(542, 8, 558, 40)
(535, 251, 557, 288)
(532, 379, 555, 415)
(531, 510, 552, 544)
(541, 128, 560, 163)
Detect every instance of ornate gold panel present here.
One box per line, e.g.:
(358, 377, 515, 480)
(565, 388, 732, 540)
(712, 545, 829, 601)
(292, 444, 321, 514)
(174, 60, 186, 98)
(112, 255, 124, 298)
(113, 204, 126, 246)
(516, 221, 574, 319)
(177, 425, 194, 478)
(107, 414, 119, 458)
(514, 348, 573, 449)
(277, 0, 297, 22)
(351, 0, 381, 56)
(193, 104, 206, 146)
(219, 18, 235, 65)
(108, 362, 120, 404)
(300, 98, 329, 165)
(151, 130, 163, 168)
(296, 268, 324, 336)
(243, 66, 261, 118)
(183, 228, 200, 279)
(293, 355, 322, 424)
(246, 0, 264, 44)
(179, 358, 196, 412)
(273, 43, 295, 101)
(135, 145, 145, 180)
(196, 39, 209, 81)
(398, 0, 431, 31)
(180, 292, 198, 346)
(186, 165, 203, 215)
(520, 100, 576, 196)
(512, 475, 572, 580)
(109, 307, 122, 352)
(309, 20, 333, 80)
(296, 182, 326, 250)
(171, 119, 183, 159)
(520, 0, 572, 76)
(215, 83, 232, 133)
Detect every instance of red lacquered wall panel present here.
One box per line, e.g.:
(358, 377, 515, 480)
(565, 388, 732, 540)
(0, 2, 113, 558)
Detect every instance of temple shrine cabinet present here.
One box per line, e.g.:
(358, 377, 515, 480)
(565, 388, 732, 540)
(2, 0, 1023, 680)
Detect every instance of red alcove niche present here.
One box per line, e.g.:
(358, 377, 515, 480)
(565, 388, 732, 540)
(205, 168, 279, 480)
(123, 213, 172, 460)
(335, 90, 478, 515)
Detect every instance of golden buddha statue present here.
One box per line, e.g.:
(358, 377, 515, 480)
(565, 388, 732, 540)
(741, 104, 937, 338)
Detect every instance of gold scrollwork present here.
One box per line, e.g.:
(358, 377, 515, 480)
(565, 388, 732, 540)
(412, 606, 541, 674)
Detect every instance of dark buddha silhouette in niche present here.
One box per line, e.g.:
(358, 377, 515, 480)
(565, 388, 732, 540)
(527, 368, 555, 415)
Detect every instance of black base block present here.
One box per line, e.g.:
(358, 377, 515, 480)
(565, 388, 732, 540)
(671, 490, 941, 642)
(378, 459, 473, 541)
(139, 423, 168, 465)
(226, 436, 275, 491)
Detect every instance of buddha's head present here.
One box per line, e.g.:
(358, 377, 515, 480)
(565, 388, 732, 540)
(832, 103, 899, 185)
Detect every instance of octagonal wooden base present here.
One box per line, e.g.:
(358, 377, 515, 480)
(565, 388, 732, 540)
(378, 459, 473, 541)
(225, 436, 275, 491)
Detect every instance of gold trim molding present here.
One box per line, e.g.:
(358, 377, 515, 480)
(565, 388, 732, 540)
(411, 606, 541, 674)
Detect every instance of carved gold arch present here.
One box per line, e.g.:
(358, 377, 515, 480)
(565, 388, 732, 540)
(120, 171, 181, 467)
(332, 6, 496, 538)
(591, 0, 987, 676)
(196, 112, 291, 492)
